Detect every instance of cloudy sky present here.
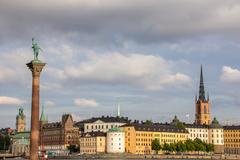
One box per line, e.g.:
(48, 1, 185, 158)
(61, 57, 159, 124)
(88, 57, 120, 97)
(1, 0, 240, 129)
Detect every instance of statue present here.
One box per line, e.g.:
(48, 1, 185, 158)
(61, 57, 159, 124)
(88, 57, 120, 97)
(18, 107, 25, 118)
(32, 38, 42, 61)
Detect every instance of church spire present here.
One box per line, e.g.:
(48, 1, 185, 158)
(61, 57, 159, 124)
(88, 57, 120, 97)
(40, 105, 47, 122)
(199, 65, 206, 101)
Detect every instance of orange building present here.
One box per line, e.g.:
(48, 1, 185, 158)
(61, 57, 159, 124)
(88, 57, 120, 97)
(224, 126, 240, 154)
(195, 66, 211, 125)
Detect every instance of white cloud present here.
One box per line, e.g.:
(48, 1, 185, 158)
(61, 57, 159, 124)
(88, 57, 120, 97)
(221, 66, 240, 84)
(44, 100, 56, 107)
(71, 113, 83, 122)
(0, 66, 16, 83)
(0, 96, 25, 105)
(57, 53, 191, 90)
(41, 82, 62, 91)
(74, 98, 98, 107)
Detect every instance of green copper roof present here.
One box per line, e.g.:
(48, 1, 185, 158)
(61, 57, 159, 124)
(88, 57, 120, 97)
(108, 127, 124, 132)
(210, 117, 222, 128)
(40, 105, 47, 122)
(13, 132, 30, 139)
(18, 107, 25, 119)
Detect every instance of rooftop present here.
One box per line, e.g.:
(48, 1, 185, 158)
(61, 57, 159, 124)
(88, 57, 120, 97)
(80, 131, 106, 137)
(121, 123, 188, 133)
(223, 125, 240, 130)
(185, 124, 209, 129)
(108, 127, 124, 132)
(75, 116, 130, 126)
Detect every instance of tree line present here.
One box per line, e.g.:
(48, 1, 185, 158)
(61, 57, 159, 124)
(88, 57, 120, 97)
(0, 134, 11, 151)
(151, 138, 214, 154)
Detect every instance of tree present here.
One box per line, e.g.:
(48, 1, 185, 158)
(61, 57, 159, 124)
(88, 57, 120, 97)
(0, 134, 4, 150)
(151, 138, 161, 154)
(162, 143, 170, 152)
(4, 135, 10, 150)
(169, 143, 176, 152)
(67, 144, 79, 154)
(185, 139, 195, 151)
(145, 120, 153, 125)
(176, 141, 186, 153)
(206, 144, 214, 152)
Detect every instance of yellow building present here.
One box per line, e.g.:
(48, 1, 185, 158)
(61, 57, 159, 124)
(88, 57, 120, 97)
(79, 131, 106, 154)
(121, 123, 189, 154)
(224, 126, 240, 154)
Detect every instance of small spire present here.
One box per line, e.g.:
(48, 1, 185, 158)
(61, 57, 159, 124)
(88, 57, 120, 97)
(117, 103, 120, 117)
(199, 65, 206, 101)
(40, 105, 47, 122)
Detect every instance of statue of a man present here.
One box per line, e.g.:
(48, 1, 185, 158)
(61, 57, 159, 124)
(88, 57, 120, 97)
(32, 38, 42, 61)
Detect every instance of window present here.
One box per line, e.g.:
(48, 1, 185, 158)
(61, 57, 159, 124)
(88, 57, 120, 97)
(204, 105, 207, 114)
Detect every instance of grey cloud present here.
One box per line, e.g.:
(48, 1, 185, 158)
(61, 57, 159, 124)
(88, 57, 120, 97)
(1, 0, 240, 46)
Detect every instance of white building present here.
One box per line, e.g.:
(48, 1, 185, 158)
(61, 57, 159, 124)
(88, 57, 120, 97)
(107, 127, 125, 153)
(185, 124, 209, 143)
(75, 116, 130, 133)
(186, 117, 224, 153)
(208, 118, 224, 153)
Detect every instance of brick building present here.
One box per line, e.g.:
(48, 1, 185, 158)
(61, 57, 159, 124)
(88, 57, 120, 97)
(39, 114, 79, 155)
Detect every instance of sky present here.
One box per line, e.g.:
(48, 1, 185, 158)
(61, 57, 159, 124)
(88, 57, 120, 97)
(1, 0, 240, 129)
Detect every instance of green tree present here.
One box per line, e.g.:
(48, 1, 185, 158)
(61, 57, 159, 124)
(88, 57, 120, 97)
(169, 143, 176, 152)
(193, 138, 207, 154)
(151, 138, 161, 154)
(67, 144, 79, 154)
(0, 134, 4, 150)
(176, 141, 186, 153)
(206, 144, 214, 152)
(162, 143, 170, 152)
(4, 135, 10, 150)
(185, 139, 195, 151)
(145, 120, 153, 125)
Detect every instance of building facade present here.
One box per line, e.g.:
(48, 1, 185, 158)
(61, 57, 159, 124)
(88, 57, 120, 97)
(121, 123, 188, 154)
(16, 108, 26, 132)
(185, 124, 209, 143)
(75, 116, 130, 133)
(40, 114, 79, 155)
(195, 66, 211, 125)
(208, 118, 224, 153)
(223, 125, 240, 154)
(79, 131, 106, 154)
(186, 117, 224, 153)
(106, 127, 125, 153)
(12, 132, 30, 157)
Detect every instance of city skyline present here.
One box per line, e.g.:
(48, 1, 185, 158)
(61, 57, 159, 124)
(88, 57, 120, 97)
(1, 1, 240, 128)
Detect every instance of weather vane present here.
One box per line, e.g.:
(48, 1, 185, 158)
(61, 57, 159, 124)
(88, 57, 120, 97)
(32, 38, 42, 61)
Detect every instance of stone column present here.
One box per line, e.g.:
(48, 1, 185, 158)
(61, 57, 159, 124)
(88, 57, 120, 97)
(27, 61, 45, 160)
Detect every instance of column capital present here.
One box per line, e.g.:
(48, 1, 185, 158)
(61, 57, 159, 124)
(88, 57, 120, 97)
(27, 61, 46, 77)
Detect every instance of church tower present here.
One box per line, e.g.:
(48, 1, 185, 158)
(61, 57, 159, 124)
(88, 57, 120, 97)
(195, 66, 211, 125)
(16, 107, 26, 132)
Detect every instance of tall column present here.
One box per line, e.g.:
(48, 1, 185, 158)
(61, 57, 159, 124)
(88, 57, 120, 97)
(27, 61, 45, 160)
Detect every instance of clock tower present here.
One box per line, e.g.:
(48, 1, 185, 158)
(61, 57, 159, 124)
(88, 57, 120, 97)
(195, 66, 211, 125)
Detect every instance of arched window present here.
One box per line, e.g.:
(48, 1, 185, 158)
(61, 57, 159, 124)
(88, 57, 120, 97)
(204, 105, 207, 114)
